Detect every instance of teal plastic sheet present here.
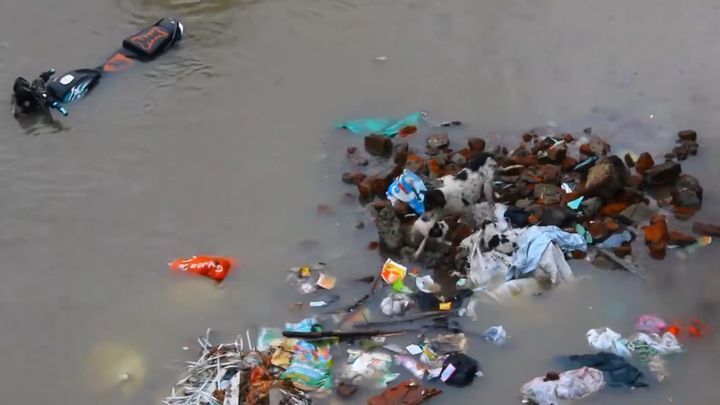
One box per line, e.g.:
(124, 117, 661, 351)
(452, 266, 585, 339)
(336, 112, 426, 137)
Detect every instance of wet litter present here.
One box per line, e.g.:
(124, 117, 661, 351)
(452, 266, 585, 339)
(164, 123, 717, 404)
(168, 256, 234, 283)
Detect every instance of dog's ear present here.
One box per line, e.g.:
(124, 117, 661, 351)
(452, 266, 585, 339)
(424, 189, 446, 212)
(468, 152, 495, 171)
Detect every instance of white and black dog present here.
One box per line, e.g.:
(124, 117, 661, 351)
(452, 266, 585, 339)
(423, 152, 497, 216)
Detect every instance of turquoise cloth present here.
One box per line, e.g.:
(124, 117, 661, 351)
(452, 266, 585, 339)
(336, 112, 425, 137)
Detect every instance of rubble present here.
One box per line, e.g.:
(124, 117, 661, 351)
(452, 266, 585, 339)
(467, 137, 486, 153)
(692, 222, 720, 236)
(635, 152, 654, 174)
(644, 161, 681, 186)
(643, 214, 669, 260)
(427, 133, 450, 150)
(672, 174, 703, 207)
(677, 129, 697, 142)
(365, 135, 394, 157)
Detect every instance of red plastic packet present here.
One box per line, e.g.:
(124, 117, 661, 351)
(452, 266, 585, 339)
(666, 324, 681, 337)
(688, 320, 706, 338)
(168, 256, 233, 282)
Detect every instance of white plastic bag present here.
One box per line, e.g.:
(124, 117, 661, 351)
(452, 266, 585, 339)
(586, 327, 632, 358)
(535, 243, 575, 285)
(521, 367, 605, 405)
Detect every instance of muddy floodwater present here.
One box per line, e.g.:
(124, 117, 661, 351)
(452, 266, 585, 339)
(2, 0, 720, 404)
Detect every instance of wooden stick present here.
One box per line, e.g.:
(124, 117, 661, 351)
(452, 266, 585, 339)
(282, 330, 406, 340)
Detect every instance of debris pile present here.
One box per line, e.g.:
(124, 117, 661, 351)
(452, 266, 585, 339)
(162, 119, 716, 404)
(163, 330, 312, 405)
(340, 126, 712, 295)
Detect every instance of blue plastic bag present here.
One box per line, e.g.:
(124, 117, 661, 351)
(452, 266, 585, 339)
(386, 170, 427, 214)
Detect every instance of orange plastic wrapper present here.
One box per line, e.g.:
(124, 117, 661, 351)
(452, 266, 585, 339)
(168, 255, 234, 282)
(381, 259, 407, 284)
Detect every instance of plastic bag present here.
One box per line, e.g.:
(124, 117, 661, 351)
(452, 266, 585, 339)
(381, 293, 412, 316)
(465, 234, 512, 290)
(347, 350, 398, 387)
(394, 355, 429, 379)
(281, 340, 333, 391)
(168, 255, 233, 282)
(521, 367, 605, 405)
(387, 170, 427, 214)
(534, 243, 575, 285)
(628, 332, 684, 356)
(337, 111, 426, 137)
(635, 314, 667, 334)
(481, 326, 508, 346)
(440, 353, 481, 387)
(586, 327, 632, 358)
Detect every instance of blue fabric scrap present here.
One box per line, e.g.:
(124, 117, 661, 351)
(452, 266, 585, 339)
(509, 226, 587, 280)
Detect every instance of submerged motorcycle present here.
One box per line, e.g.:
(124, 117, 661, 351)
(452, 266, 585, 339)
(11, 17, 184, 119)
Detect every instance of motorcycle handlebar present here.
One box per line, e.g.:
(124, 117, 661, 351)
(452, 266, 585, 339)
(51, 101, 69, 116)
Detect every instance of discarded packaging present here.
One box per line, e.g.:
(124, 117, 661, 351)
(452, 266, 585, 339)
(168, 255, 233, 283)
(394, 355, 434, 379)
(380, 293, 413, 316)
(426, 333, 468, 354)
(381, 259, 407, 284)
(316, 273, 337, 290)
(164, 331, 310, 405)
(386, 170, 428, 214)
(287, 263, 327, 294)
(586, 327, 631, 358)
(346, 349, 398, 387)
(415, 275, 441, 293)
(481, 325, 508, 345)
(406, 344, 424, 355)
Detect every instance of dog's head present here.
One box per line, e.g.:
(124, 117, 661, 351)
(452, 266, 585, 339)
(424, 189, 447, 212)
(467, 152, 498, 171)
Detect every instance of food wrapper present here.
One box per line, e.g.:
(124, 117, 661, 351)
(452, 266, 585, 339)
(316, 273, 337, 290)
(168, 255, 233, 282)
(381, 259, 407, 284)
(387, 170, 427, 214)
